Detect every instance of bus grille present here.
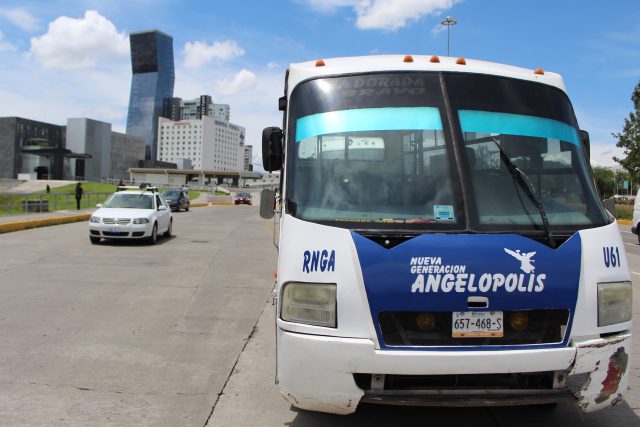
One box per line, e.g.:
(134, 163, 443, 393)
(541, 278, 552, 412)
(379, 309, 569, 347)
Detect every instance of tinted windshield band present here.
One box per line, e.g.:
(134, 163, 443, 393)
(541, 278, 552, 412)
(295, 107, 443, 142)
(459, 110, 579, 145)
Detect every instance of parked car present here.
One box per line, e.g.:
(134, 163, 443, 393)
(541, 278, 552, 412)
(89, 186, 172, 245)
(162, 189, 190, 212)
(235, 192, 252, 205)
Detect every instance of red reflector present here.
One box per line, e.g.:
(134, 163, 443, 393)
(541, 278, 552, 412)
(456, 57, 466, 65)
(403, 55, 414, 63)
(430, 55, 440, 63)
(534, 67, 545, 75)
(315, 59, 325, 67)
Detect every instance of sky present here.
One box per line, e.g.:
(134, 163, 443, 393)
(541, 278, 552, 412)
(0, 0, 638, 168)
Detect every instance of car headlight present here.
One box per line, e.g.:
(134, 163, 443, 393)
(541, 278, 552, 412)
(133, 218, 150, 224)
(281, 282, 336, 328)
(598, 281, 632, 326)
(90, 216, 101, 223)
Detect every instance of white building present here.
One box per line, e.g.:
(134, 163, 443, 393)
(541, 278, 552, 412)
(157, 116, 245, 171)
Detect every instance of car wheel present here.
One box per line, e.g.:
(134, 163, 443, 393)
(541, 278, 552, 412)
(185, 203, 189, 211)
(164, 219, 172, 238)
(148, 223, 158, 245)
(90, 236, 100, 244)
(637, 233, 640, 245)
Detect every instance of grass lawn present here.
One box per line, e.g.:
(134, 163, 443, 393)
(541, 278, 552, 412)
(0, 183, 203, 215)
(616, 204, 633, 220)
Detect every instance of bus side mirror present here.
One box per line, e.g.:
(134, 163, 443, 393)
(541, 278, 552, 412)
(579, 130, 590, 159)
(262, 127, 283, 172)
(260, 188, 276, 219)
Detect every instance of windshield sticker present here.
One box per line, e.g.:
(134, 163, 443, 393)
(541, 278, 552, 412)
(458, 110, 579, 145)
(296, 107, 442, 142)
(433, 205, 455, 221)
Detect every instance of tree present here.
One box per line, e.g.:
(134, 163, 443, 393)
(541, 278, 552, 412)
(613, 81, 640, 177)
(592, 166, 615, 198)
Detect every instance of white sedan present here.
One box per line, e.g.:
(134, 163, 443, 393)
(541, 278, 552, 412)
(89, 188, 172, 244)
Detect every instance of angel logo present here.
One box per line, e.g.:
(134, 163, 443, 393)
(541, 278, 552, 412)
(504, 248, 536, 274)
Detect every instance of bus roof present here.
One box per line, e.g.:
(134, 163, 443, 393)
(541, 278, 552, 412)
(286, 55, 567, 94)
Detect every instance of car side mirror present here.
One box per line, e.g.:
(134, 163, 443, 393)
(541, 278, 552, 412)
(260, 188, 276, 219)
(262, 127, 283, 172)
(579, 130, 590, 159)
(158, 205, 168, 211)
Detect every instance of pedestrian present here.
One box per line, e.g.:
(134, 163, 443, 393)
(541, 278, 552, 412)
(117, 179, 124, 191)
(75, 182, 83, 210)
(46, 184, 50, 193)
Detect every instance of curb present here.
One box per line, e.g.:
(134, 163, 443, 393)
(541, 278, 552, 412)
(617, 219, 632, 226)
(0, 213, 91, 234)
(0, 202, 236, 234)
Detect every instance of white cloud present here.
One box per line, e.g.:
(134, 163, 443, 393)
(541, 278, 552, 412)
(0, 8, 41, 32)
(215, 69, 258, 95)
(301, 0, 460, 30)
(29, 10, 128, 70)
(0, 30, 16, 52)
(183, 40, 244, 69)
(267, 61, 279, 69)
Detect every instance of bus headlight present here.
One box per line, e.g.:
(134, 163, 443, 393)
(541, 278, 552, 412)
(598, 282, 632, 326)
(281, 282, 336, 328)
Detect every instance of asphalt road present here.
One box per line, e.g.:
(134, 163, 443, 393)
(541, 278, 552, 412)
(0, 204, 277, 426)
(0, 208, 639, 426)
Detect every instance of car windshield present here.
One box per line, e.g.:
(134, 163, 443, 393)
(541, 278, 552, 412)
(163, 190, 180, 198)
(103, 193, 154, 209)
(237, 193, 250, 197)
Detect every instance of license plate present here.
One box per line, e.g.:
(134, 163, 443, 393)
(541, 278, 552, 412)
(109, 227, 119, 232)
(452, 311, 503, 338)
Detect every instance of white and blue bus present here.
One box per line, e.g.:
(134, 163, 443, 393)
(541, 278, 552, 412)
(259, 55, 632, 414)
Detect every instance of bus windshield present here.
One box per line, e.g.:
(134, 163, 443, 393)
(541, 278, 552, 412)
(286, 72, 608, 234)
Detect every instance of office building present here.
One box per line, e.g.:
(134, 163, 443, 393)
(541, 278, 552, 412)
(158, 116, 245, 171)
(126, 30, 175, 164)
(244, 145, 253, 171)
(162, 95, 230, 122)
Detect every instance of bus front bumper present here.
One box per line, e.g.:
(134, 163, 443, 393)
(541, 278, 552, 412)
(276, 328, 631, 415)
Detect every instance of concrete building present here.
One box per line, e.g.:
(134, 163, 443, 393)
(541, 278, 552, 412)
(158, 116, 245, 172)
(244, 145, 253, 171)
(0, 117, 90, 180)
(126, 30, 175, 164)
(66, 118, 145, 182)
(66, 118, 111, 182)
(111, 132, 145, 180)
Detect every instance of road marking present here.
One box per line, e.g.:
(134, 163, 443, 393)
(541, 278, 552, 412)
(624, 243, 638, 248)
(632, 272, 640, 276)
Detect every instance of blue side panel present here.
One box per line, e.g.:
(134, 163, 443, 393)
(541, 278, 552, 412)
(351, 232, 582, 350)
(296, 107, 443, 142)
(458, 110, 579, 145)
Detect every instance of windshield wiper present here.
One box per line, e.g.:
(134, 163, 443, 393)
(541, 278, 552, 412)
(490, 138, 556, 248)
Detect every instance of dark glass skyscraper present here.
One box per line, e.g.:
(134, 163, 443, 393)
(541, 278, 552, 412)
(126, 30, 175, 163)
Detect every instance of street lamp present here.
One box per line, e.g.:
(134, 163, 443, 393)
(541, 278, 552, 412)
(440, 16, 457, 56)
